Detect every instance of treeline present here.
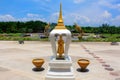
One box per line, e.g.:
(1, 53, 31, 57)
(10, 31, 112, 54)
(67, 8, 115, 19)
(0, 21, 120, 34)
(67, 23, 120, 34)
(0, 21, 47, 33)
(82, 24, 120, 34)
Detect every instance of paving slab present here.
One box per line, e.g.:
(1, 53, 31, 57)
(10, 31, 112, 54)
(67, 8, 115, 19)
(0, 41, 120, 80)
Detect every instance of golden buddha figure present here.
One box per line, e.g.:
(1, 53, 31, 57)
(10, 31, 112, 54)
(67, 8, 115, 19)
(57, 35, 64, 58)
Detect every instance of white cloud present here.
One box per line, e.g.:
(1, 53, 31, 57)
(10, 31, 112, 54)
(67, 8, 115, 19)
(71, 14, 90, 23)
(67, 0, 119, 26)
(49, 12, 90, 25)
(19, 17, 46, 22)
(111, 15, 120, 26)
(0, 14, 46, 22)
(116, 4, 120, 10)
(18, 17, 46, 21)
(102, 10, 112, 18)
(97, 10, 112, 24)
(27, 13, 40, 17)
(62, 13, 90, 26)
(49, 9, 113, 26)
(73, 0, 84, 4)
(19, 13, 46, 21)
(98, 0, 120, 10)
(0, 14, 15, 21)
(49, 12, 59, 23)
(88, 11, 111, 26)
(0, 0, 120, 26)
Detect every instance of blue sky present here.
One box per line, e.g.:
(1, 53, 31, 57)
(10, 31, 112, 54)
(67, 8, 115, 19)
(0, 0, 120, 26)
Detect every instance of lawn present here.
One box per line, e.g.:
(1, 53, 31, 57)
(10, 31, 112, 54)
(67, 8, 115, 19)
(0, 33, 120, 42)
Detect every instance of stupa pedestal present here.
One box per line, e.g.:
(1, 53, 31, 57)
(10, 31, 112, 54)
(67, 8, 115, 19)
(45, 56, 75, 80)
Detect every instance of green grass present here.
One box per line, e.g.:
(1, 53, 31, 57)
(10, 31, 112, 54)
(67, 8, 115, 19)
(80, 34, 120, 42)
(0, 37, 49, 41)
(0, 33, 49, 41)
(0, 33, 120, 42)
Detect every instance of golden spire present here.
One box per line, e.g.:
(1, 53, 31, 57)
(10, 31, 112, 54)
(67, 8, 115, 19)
(54, 3, 67, 29)
(58, 3, 63, 24)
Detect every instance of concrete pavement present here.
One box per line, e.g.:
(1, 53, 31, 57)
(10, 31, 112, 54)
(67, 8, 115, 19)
(0, 41, 120, 80)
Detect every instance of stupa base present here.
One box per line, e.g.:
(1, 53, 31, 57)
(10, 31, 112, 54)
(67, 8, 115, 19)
(45, 56, 75, 80)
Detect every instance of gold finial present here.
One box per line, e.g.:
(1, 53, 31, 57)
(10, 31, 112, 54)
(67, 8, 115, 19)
(58, 3, 63, 24)
(54, 3, 67, 29)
